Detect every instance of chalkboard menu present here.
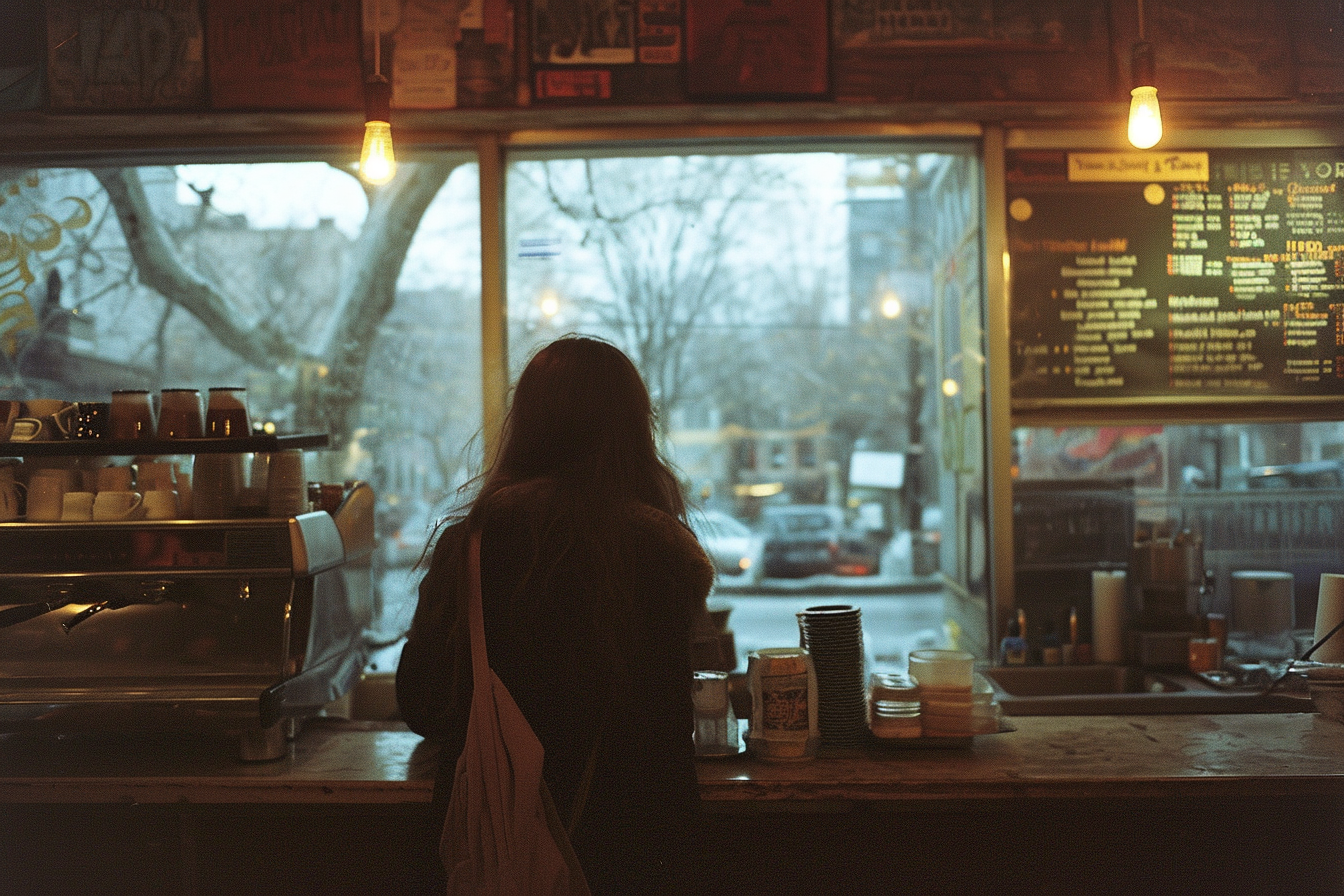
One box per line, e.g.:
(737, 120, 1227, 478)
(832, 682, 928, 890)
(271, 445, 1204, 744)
(1008, 147, 1344, 415)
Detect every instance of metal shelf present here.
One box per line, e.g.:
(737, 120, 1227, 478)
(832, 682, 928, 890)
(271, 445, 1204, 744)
(0, 433, 328, 457)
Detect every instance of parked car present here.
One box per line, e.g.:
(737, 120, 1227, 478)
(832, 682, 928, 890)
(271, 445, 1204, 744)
(1244, 460, 1344, 489)
(759, 505, 881, 579)
(689, 508, 761, 583)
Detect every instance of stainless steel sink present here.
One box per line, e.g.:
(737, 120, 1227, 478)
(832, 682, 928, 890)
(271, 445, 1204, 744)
(985, 664, 1314, 715)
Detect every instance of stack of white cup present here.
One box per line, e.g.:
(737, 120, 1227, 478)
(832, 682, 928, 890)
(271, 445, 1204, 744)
(265, 450, 307, 518)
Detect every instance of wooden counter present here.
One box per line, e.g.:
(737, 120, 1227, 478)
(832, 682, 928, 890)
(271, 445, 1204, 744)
(2, 715, 1342, 895)
(1, 713, 1341, 805)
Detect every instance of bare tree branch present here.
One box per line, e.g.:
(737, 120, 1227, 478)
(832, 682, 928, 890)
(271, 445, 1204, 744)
(311, 158, 465, 440)
(92, 168, 299, 367)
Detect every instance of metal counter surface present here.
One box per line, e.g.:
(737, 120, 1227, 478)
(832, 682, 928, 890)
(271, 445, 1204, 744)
(1, 713, 1343, 806)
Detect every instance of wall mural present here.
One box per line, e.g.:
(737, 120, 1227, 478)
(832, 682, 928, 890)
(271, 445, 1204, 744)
(0, 176, 92, 357)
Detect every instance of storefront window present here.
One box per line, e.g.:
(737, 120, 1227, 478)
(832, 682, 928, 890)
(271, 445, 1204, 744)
(2, 143, 992, 671)
(1012, 421, 1344, 655)
(505, 145, 989, 669)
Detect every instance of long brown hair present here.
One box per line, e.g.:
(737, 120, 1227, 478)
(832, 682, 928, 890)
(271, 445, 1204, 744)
(467, 334, 685, 525)
(436, 336, 689, 697)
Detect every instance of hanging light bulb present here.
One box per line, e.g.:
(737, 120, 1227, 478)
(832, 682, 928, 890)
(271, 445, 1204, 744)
(1126, 0, 1161, 150)
(359, 0, 395, 186)
(360, 74, 396, 185)
(1128, 84, 1161, 149)
(1128, 39, 1161, 149)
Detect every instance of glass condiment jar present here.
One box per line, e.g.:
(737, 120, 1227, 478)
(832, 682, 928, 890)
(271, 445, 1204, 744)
(869, 671, 922, 739)
(692, 670, 741, 757)
(109, 389, 156, 440)
(157, 388, 204, 439)
(205, 387, 251, 438)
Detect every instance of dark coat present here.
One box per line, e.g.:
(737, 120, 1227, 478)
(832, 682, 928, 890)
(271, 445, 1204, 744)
(396, 480, 715, 895)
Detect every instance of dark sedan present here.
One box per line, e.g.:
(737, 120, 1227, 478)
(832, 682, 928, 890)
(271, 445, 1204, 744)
(759, 505, 880, 579)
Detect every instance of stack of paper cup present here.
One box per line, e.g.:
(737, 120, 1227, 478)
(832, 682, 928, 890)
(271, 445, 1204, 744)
(265, 450, 307, 518)
(1314, 574, 1344, 664)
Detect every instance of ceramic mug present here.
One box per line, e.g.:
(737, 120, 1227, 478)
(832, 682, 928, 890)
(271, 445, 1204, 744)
(136, 460, 176, 491)
(61, 491, 96, 521)
(92, 490, 144, 521)
(25, 470, 70, 521)
(95, 465, 135, 492)
(142, 488, 178, 520)
(42, 403, 79, 440)
(7, 418, 41, 442)
(21, 399, 69, 419)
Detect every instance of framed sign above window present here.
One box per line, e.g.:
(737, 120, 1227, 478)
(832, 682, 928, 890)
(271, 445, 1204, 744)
(684, 0, 829, 99)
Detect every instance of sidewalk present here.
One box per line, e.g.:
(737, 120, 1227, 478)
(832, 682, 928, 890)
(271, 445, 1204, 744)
(713, 572, 944, 597)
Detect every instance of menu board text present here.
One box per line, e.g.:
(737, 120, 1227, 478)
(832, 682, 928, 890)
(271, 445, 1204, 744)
(1008, 148, 1344, 405)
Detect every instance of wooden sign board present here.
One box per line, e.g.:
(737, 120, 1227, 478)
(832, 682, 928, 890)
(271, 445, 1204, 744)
(45, 0, 206, 110)
(206, 0, 362, 110)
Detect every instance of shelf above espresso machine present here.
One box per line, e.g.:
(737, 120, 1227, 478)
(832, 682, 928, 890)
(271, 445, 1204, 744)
(0, 433, 329, 457)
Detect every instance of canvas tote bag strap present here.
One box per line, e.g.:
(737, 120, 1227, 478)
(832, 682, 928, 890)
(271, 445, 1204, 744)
(465, 530, 490, 686)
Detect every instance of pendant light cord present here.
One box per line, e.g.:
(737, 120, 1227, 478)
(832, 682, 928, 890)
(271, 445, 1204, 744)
(374, 0, 382, 77)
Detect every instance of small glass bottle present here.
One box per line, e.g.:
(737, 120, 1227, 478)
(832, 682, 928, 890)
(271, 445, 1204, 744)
(1000, 619, 1028, 666)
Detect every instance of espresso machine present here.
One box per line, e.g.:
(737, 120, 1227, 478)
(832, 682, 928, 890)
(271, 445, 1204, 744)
(0, 509, 372, 759)
(1128, 524, 1211, 666)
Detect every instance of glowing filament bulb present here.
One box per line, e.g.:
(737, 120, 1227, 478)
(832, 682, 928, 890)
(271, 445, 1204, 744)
(360, 120, 396, 186)
(1128, 85, 1162, 150)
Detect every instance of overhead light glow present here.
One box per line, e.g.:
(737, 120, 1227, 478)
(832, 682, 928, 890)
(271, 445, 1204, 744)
(1128, 85, 1162, 150)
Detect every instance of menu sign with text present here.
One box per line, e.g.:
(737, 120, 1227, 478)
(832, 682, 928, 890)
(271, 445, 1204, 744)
(1008, 148, 1344, 409)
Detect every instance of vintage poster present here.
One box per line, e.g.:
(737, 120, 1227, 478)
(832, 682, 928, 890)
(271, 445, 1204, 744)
(45, 0, 206, 109)
(834, 0, 1071, 50)
(1016, 426, 1167, 490)
(684, 0, 827, 98)
(206, 0, 361, 110)
(532, 0, 637, 65)
(534, 68, 612, 99)
(367, 0, 469, 109)
(364, 0, 512, 109)
(637, 0, 681, 64)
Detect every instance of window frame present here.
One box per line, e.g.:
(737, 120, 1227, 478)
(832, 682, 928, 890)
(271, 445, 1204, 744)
(1, 120, 1012, 659)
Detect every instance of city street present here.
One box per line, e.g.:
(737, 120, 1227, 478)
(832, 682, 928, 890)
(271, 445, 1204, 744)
(367, 569, 951, 678)
(710, 586, 949, 674)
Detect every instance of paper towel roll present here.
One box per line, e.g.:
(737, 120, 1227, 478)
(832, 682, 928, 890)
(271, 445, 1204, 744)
(1093, 570, 1127, 664)
(1314, 573, 1344, 664)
